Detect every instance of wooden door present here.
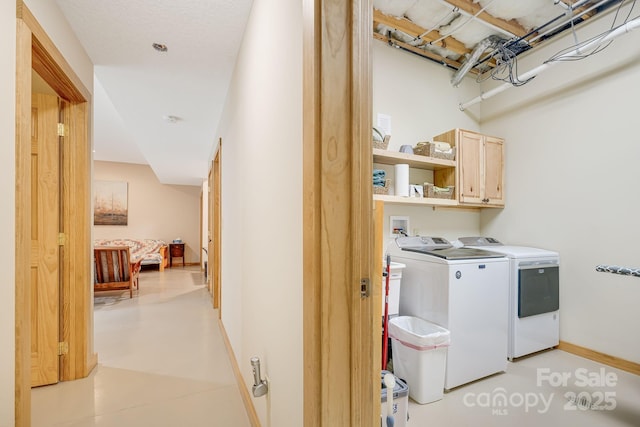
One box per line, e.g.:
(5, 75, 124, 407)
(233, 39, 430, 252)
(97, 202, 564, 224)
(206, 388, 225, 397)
(207, 167, 212, 294)
(303, 0, 376, 424)
(211, 143, 221, 312)
(30, 92, 60, 387)
(458, 130, 483, 204)
(484, 136, 504, 206)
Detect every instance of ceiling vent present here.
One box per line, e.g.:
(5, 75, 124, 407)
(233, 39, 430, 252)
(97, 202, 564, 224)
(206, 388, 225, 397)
(152, 43, 168, 52)
(163, 115, 181, 123)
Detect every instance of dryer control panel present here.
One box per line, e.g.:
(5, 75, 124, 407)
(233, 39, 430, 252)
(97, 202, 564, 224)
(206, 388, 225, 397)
(459, 236, 503, 246)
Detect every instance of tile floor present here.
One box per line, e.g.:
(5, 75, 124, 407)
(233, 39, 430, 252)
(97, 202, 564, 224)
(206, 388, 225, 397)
(401, 349, 640, 426)
(32, 266, 251, 427)
(32, 266, 640, 426)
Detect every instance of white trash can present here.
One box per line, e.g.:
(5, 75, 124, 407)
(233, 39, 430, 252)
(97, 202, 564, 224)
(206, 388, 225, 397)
(389, 316, 450, 404)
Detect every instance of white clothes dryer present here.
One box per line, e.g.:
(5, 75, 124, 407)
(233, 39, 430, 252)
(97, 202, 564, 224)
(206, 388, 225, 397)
(459, 237, 560, 360)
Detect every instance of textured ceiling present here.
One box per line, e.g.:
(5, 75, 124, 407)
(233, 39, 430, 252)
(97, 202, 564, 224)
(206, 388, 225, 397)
(56, 0, 253, 185)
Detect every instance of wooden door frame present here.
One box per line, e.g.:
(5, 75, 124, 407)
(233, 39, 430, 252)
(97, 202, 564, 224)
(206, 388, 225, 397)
(303, 0, 376, 425)
(211, 140, 221, 314)
(15, 3, 94, 426)
(199, 187, 203, 275)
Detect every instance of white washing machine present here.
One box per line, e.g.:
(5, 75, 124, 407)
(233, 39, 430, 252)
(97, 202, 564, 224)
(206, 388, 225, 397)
(459, 237, 560, 360)
(390, 236, 509, 390)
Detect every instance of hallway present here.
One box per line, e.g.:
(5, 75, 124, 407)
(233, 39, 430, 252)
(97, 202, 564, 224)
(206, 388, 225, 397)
(32, 266, 250, 427)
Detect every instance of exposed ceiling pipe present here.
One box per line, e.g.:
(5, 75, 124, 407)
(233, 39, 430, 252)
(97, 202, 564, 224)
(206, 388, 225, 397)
(528, 0, 621, 45)
(572, 0, 595, 9)
(473, 0, 619, 70)
(459, 16, 640, 110)
(451, 35, 506, 87)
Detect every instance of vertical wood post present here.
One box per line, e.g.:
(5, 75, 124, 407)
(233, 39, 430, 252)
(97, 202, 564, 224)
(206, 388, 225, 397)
(303, 0, 375, 425)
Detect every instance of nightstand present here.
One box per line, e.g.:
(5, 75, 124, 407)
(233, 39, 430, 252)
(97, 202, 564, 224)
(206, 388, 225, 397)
(169, 243, 185, 267)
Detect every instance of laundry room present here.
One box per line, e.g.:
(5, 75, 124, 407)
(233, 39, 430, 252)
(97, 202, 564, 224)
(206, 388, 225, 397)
(372, 1, 640, 425)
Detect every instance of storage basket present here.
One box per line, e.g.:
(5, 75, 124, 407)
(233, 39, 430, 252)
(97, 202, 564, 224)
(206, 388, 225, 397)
(414, 142, 456, 160)
(373, 139, 389, 150)
(423, 183, 455, 199)
(373, 179, 390, 195)
(373, 128, 391, 150)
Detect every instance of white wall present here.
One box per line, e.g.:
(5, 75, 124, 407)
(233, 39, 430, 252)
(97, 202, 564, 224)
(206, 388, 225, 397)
(373, 42, 484, 251)
(215, 0, 302, 425)
(94, 161, 202, 263)
(0, 0, 16, 424)
(479, 7, 640, 362)
(373, 41, 482, 149)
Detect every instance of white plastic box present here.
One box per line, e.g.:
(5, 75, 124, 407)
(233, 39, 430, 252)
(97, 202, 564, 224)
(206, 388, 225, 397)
(380, 371, 408, 427)
(389, 316, 450, 404)
(381, 262, 406, 318)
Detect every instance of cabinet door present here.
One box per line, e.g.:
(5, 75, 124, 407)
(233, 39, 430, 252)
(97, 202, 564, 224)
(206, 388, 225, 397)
(483, 136, 504, 206)
(458, 130, 483, 204)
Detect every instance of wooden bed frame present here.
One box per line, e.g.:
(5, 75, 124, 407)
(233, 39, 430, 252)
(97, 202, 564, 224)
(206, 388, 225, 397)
(94, 246, 141, 297)
(158, 245, 168, 271)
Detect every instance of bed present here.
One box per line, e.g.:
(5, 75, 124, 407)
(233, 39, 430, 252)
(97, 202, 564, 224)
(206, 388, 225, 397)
(94, 238, 169, 271)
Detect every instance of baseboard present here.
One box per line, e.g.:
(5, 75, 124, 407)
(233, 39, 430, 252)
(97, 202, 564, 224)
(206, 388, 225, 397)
(217, 318, 261, 427)
(167, 262, 201, 268)
(558, 341, 640, 375)
(87, 352, 98, 375)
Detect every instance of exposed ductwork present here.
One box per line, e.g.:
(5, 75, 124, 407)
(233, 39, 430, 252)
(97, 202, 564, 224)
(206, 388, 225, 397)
(451, 34, 506, 87)
(459, 16, 640, 110)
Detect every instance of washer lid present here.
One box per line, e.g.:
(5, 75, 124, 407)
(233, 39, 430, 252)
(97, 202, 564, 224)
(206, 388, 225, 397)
(401, 247, 505, 260)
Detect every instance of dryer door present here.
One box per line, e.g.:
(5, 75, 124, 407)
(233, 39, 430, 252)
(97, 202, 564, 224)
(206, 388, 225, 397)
(518, 265, 559, 318)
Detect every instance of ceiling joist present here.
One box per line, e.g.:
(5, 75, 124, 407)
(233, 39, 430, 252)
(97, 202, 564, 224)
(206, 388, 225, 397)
(373, 8, 471, 56)
(372, 32, 472, 72)
(441, 0, 529, 37)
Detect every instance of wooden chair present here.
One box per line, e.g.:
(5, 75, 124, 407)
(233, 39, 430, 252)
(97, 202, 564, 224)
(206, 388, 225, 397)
(94, 246, 141, 298)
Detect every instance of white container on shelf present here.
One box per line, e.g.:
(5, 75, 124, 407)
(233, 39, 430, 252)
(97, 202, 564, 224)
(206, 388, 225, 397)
(394, 164, 409, 196)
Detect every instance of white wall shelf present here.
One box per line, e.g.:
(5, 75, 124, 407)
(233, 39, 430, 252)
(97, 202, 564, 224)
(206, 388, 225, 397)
(373, 194, 458, 207)
(373, 148, 455, 170)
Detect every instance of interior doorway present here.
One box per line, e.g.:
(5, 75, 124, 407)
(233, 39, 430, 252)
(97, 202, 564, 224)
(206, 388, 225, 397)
(209, 140, 221, 314)
(15, 4, 94, 425)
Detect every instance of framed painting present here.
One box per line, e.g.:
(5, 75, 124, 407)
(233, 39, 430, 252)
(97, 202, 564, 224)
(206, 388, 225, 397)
(94, 180, 128, 225)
